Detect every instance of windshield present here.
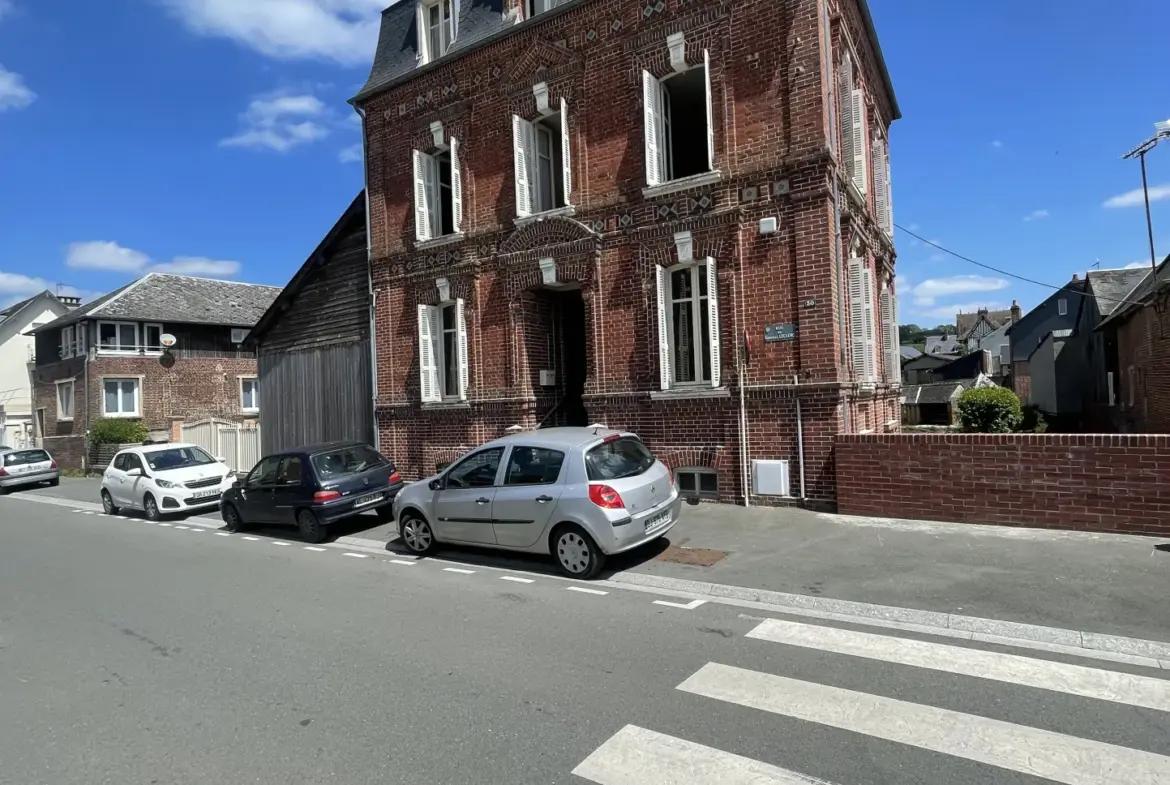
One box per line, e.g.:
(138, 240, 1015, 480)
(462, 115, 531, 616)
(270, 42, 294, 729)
(4, 449, 51, 467)
(145, 446, 217, 472)
(311, 444, 388, 479)
(584, 436, 656, 481)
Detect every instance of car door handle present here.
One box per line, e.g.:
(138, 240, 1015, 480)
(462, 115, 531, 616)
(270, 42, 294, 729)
(536, 495, 554, 503)
(475, 497, 490, 505)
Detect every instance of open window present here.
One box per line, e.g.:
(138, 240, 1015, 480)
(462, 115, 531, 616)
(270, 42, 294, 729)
(419, 0, 456, 64)
(643, 50, 715, 187)
(413, 138, 463, 242)
(418, 299, 468, 403)
(512, 98, 572, 217)
(655, 259, 721, 390)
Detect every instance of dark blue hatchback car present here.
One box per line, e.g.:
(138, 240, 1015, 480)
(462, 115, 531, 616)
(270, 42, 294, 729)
(219, 441, 403, 543)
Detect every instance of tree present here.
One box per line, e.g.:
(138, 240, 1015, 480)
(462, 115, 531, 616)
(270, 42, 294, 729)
(956, 387, 1022, 433)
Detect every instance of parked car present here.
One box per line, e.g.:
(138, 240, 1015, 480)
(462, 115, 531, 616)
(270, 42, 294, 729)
(392, 427, 681, 579)
(219, 441, 403, 543)
(0, 447, 60, 493)
(101, 443, 236, 520)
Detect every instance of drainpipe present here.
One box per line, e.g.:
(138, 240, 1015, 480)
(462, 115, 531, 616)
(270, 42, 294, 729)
(737, 227, 751, 507)
(355, 105, 379, 451)
(794, 375, 807, 500)
(82, 336, 90, 474)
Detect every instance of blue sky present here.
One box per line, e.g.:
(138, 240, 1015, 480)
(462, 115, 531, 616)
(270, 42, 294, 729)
(1, 0, 1168, 326)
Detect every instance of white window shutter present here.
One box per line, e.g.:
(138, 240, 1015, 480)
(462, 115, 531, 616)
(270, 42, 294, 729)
(456, 297, 469, 401)
(872, 139, 888, 232)
(880, 289, 899, 384)
(655, 264, 672, 390)
(512, 114, 532, 217)
(417, 304, 440, 403)
(560, 97, 572, 203)
(839, 54, 854, 182)
(413, 150, 432, 242)
(449, 136, 463, 232)
(860, 264, 877, 382)
(416, 3, 428, 63)
(884, 139, 894, 237)
(847, 258, 867, 382)
(850, 88, 867, 194)
(706, 259, 721, 388)
(642, 70, 662, 186)
(703, 49, 715, 171)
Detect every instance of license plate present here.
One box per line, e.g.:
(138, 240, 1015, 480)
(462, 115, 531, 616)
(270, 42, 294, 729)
(190, 488, 220, 499)
(645, 511, 670, 532)
(353, 492, 382, 508)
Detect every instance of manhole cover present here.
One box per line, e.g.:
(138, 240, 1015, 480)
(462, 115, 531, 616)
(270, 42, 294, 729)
(655, 546, 728, 566)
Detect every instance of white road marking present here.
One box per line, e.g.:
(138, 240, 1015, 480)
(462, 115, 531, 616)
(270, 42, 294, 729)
(82, 511, 95, 515)
(174, 525, 190, 530)
(72, 509, 85, 513)
(572, 724, 836, 785)
(746, 618, 1170, 713)
(678, 663, 1170, 785)
(242, 536, 259, 541)
(271, 541, 289, 546)
(157, 523, 172, 527)
(390, 559, 417, 566)
(500, 576, 535, 584)
(342, 553, 369, 559)
(215, 532, 231, 537)
(116, 516, 128, 520)
(566, 586, 608, 596)
(443, 567, 475, 574)
(188, 528, 203, 533)
(303, 546, 327, 552)
(654, 599, 706, 610)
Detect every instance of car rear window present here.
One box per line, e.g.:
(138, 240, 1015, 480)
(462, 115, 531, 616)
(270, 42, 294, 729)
(4, 449, 51, 467)
(311, 444, 388, 479)
(584, 436, 655, 481)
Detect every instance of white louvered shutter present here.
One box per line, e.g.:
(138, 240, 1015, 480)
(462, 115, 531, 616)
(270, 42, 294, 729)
(642, 70, 662, 186)
(847, 258, 867, 382)
(413, 150, 432, 242)
(560, 97, 572, 203)
(860, 264, 877, 382)
(880, 288, 899, 384)
(450, 136, 463, 232)
(655, 264, 672, 390)
(883, 139, 894, 237)
(512, 115, 532, 217)
(703, 49, 715, 171)
(706, 259, 721, 388)
(417, 304, 440, 402)
(455, 297, 469, 401)
(872, 139, 888, 232)
(839, 54, 854, 181)
(850, 88, 867, 194)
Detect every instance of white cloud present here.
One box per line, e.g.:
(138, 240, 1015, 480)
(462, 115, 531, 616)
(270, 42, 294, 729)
(1124, 261, 1149, 269)
(0, 64, 35, 111)
(991, 140, 1003, 149)
(339, 142, 362, 163)
(220, 91, 331, 152)
(911, 275, 1010, 307)
(917, 301, 1009, 321)
(1103, 184, 1170, 209)
(0, 271, 98, 309)
(156, 0, 384, 66)
(151, 256, 241, 277)
(66, 241, 241, 278)
(1023, 209, 1049, 222)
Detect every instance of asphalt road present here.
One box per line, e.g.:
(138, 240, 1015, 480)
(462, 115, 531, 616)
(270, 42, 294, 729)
(3, 494, 1169, 785)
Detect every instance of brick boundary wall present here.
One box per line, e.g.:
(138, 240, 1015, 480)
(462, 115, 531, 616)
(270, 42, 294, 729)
(835, 433, 1170, 536)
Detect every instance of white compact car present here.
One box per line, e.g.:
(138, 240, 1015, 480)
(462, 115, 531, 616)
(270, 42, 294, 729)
(101, 443, 236, 520)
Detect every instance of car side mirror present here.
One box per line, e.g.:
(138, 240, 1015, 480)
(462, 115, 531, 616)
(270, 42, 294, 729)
(214, 456, 227, 464)
(428, 478, 442, 491)
(126, 468, 142, 477)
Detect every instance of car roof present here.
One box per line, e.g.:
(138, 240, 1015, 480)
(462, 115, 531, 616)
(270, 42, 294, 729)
(481, 426, 630, 452)
(292, 440, 371, 456)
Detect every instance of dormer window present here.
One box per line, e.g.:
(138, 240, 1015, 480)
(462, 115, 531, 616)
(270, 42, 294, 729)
(420, 0, 455, 64)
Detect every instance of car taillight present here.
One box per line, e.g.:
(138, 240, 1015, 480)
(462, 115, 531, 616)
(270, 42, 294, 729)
(588, 483, 625, 509)
(50, 460, 58, 470)
(389, 471, 401, 484)
(313, 490, 342, 502)
(0, 467, 7, 477)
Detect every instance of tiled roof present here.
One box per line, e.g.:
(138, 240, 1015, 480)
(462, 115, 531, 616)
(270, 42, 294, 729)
(924, 335, 959, 354)
(0, 293, 40, 324)
(1086, 267, 1150, 318)
(956, 309, 1012, 340)
(899, 345, 922, 360)
(902, 380, 966, 405)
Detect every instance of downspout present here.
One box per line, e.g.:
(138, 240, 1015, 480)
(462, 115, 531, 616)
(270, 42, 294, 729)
(355, 104, 379, 451)
(737, 227, 751, 507)
(794, 375, 807, 500)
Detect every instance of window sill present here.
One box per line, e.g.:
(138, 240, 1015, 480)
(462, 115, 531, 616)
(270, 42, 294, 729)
(241, 409, 259, 415)
(102, 413, 142, 419)
(416, 233, 465, 251)
(421, 401, 471, 411)
(642, 170, 724, 200)
(57, 417, 74, 423)
(514, 205, 576, 228)
(650, 386, 731, 401)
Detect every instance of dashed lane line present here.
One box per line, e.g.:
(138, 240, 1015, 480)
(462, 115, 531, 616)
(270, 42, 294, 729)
(654, 599, 707, 610)
(567, 586, 608, 596)
(304, 546, 327, 552)
(500, 576, 535, 584)
(342, 553, 369, 559)
(444, 567, 476, 575)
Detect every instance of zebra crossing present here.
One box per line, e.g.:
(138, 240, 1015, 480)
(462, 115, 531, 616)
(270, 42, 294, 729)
(572, 617, 1170, 785)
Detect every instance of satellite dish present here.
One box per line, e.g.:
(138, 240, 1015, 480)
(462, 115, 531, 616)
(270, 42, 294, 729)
(159, 333, 177, 348)
(159, 353, 176, 369)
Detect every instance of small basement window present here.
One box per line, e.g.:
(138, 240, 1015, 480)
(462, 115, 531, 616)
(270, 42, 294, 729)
(676, 468, 717, 499)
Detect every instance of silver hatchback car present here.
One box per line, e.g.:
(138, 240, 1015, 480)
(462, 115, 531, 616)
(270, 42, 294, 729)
(392, 427, 682, 578)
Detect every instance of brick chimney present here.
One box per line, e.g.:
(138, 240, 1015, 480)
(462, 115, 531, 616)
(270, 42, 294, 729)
(1010, 300, 1021, 323)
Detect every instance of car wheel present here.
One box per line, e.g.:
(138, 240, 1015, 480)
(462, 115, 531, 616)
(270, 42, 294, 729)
(297, 509, 327, 544)
(101, 489, 119, 515)
(222, 503, 246, 532)
(143, 494, 161, 522)
(552, 524, 606, 580)
(399, 512, 437, 556)
(48, 478, 60, 487)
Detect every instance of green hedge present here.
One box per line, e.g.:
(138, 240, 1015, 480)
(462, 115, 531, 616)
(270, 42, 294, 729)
(956, 387, 1023, 433)
(90, 418, 148, 445)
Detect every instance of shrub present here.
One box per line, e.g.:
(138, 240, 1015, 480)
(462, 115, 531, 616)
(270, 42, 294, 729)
(1018, 405, 1049, 434)
(956, 387, 1022, 433)
(90, 418, 148, 445)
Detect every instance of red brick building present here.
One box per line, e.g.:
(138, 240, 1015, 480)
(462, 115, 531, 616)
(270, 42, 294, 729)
(1099, 256, 1170, 433)
(30, 273, 281, 469)
(352, 0, 900, 506)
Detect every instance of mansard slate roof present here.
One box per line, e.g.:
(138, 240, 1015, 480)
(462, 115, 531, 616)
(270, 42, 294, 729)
(1085, 267, 1149, 319)
(352, 0, 901, 119)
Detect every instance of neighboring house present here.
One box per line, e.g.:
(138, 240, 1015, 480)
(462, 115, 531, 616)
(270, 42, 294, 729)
(924, 334, 958, 355)
(244, 193, 374, 455)
(1072, 267, 1148, 429)
(1006, 275, 1086, 403)
(901, 374, 995, 426)
(899, 345, 922, 361)
(902, 353, 957, 385)
(1027, 328, 1079, 420)
(350, 0, 901, 505)
(901, 350, 991, 386)
(957, 303, 1018, 349)
(30, 274, 281, 469)
(974, 321, 1012, 382)
(1095, 255, 1170, 433)
(0, 292, 79, 447)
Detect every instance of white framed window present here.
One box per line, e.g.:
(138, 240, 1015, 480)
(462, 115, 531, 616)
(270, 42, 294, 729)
(240, 377, 259, 413)
(512, 98, 572, 217)
(102, 378, 141, 417)
(642, 50, 715, 186)
(676, 468, 718, 500)
(879, 284, 900, 385)
(419, 0, 455, 64)
(655, 259, 721, 389)
(55, 380, 74, 421)
(413, 138, 463, 242)
(98, 321, 139, 353)
(838, 52, 869, 195)
(417, 299, 468, 403)
(61, 325, 74, 359)
(144, 323, 164, 353)
(848, 258, 878, 383)
(1058, 298, 1068, 317)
